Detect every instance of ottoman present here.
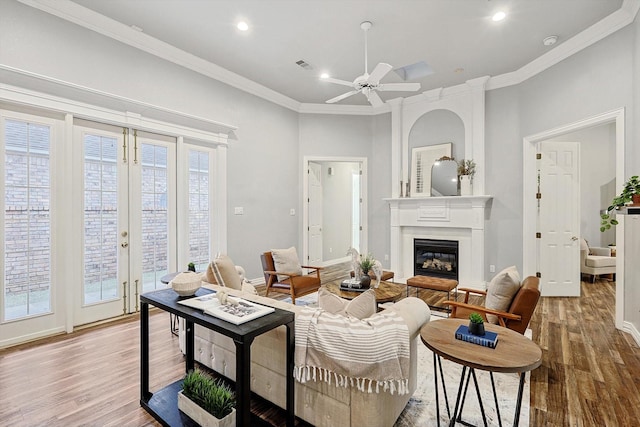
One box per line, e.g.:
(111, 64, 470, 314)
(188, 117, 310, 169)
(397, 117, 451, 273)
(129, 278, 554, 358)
(406, 276, 458, 312)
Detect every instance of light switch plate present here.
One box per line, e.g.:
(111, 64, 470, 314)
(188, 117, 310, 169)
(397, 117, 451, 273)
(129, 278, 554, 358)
(234, 207, 244, 215)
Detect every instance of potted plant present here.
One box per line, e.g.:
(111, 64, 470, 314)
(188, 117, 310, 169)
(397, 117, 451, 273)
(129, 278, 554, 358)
(468, 312, 485, 336)
(358, 253, 376, 288)
(600, 175, 640, 232)
(188, 262, 196, 272)
(457, 159, 476, 196)
(179, 369, 236, 427)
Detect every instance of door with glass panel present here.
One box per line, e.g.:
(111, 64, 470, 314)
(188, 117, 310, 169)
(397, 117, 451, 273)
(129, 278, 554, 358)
(73, 123, 176, 325)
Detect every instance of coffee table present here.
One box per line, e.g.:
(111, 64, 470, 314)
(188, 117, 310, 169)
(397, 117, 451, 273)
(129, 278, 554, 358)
(324, 280, 403, 303)
(420, 318, 541, 427)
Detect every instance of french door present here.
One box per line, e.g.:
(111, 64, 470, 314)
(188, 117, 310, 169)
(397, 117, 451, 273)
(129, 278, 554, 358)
(73, 121, 176, 325)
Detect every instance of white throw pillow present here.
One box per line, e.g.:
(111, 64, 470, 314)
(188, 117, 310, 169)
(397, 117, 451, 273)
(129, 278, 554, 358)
(484, 266, 521, 324)
(212, 254, 243, 290)
(318, 287, 376, 320)
(271, 247, 303, 282)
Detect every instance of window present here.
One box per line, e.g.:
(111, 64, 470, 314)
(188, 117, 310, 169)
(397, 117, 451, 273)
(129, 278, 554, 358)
(3, 119, 52, 320)
(188, 149, 211, 272)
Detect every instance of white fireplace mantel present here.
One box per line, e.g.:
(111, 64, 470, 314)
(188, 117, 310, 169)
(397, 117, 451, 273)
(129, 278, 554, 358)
(385, 196, 492, 289)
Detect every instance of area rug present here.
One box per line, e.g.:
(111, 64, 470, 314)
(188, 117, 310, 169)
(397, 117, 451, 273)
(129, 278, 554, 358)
(281, 292, 318, 307)
(395, 321, 532, 427)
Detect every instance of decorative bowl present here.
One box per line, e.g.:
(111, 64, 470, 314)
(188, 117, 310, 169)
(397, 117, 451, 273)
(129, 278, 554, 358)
(170, 271, 202, 296)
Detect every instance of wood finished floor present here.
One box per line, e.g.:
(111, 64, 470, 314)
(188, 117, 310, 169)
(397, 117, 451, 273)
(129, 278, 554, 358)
(1, 267, 638, 426)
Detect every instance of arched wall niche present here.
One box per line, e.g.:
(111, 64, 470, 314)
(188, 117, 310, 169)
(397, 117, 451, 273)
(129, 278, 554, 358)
(407, 108, 466, 166)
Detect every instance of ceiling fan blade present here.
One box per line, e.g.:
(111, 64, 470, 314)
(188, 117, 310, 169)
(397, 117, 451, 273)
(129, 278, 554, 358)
(367, 63, 393, 84)
(377, 82, 421, 92)
(326, 90, 360, 104)
(367, 90, 384, 108)
(321, 77, 354, 87)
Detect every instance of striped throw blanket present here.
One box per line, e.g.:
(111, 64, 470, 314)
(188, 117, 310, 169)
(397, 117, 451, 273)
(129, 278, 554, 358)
(293, 307, 410, 395)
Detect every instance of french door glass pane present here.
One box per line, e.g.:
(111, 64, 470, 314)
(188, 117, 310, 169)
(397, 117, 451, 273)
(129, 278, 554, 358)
(3, 119, 51, 320)
(188, 149, 210, 272)
(141, 143, 169, 292)
(83, 134, 118, 304)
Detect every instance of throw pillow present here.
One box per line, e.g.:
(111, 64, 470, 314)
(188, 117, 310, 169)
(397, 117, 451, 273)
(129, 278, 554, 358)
(212, 254, 242, 290)
(318, 287, 376, 320)
(484, 265, 521, 324)
(271, 247, 303, 282)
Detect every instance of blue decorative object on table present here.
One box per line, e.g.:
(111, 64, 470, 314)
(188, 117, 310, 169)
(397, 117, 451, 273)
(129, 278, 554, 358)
(455, 325, 499, 349)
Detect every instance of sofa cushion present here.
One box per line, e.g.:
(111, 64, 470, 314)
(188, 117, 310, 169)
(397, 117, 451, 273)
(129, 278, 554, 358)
(212, 254, 242, 290)
(271, 247, 303, 281)
(204, 262, 218, 284)
(318, 287, 376, 320)
(484, 266, 521, 324)
(585, 256, 616, 268)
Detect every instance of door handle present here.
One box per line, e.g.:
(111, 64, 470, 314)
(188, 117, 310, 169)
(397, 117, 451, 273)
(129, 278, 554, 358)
(121, 242, 129, 248)
(571, 236, 578, 241)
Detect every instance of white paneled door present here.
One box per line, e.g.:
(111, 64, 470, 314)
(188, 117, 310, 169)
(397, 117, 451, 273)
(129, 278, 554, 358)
(538, 141, 581, 297)
(308, 162, 323, 265)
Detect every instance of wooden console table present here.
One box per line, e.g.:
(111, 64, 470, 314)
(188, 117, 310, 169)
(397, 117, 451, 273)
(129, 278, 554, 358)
(140, 287, 295, 427)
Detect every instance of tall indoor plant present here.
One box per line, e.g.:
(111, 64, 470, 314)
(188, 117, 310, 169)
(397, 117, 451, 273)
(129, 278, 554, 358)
(600, 175, 640, 232)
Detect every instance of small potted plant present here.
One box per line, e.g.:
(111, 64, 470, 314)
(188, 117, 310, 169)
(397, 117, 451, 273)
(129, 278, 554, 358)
(179, 369, 236, 427)
(600, 175, 640, 232)
(358, 253, 376, 288)
(188, 262, 196, 272)
(468, 312, 485, 336)
(457, 159, 476, 196)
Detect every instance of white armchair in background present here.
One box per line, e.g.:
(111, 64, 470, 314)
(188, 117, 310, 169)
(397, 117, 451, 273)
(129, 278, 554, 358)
(580, 238, 616, 283)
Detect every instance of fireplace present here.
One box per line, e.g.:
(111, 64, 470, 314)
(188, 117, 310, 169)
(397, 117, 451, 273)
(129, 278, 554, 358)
(414, 239, 459, 280)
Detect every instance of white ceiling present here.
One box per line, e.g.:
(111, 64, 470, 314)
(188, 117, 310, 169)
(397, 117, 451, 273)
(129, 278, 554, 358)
(68, 0, 625, 107)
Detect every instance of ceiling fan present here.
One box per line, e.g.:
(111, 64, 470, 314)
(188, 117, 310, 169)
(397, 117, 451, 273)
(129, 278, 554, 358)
(321, 21, 421, 107)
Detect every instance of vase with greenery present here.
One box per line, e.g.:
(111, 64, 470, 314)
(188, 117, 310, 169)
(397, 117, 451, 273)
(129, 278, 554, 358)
(600, 175, 640, 232)
(179, 369, 236, 427)
(457, 159, 476, 196)
(358, 253, 376, 288)
(468, 312, 485, 336)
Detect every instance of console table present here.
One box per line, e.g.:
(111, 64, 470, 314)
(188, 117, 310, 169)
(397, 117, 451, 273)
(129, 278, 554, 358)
(140, 287, 295, 427)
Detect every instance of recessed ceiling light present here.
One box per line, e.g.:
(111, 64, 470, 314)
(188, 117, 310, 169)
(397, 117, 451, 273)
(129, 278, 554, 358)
(492, 11, 506, 22)
(237, 21, 249, 31)
(543, 35, 558, 46)
(320, 73, 330, 79)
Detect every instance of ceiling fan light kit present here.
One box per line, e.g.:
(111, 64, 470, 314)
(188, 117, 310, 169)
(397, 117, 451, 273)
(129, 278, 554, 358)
(322, 20, 421, 106)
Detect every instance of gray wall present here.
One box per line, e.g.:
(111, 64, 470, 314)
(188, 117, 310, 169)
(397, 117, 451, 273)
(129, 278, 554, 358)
(408, 109, 466, 165)
(484, 22, 637, 278)
(0, 1, 300, 279)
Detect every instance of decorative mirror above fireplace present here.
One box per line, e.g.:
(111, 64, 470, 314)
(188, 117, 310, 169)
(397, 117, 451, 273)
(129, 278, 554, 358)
(410, 142, 452, 197)
(431, 158, 458, 196)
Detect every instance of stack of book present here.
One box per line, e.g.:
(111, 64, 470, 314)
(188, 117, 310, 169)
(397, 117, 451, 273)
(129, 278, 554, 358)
(339, 278, 369, 292)
(455, 325, 499, 348)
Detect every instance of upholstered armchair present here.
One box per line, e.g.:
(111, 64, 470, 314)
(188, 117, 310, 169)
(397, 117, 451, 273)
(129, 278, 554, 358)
(261, 247, 322, 303)
(580, 238, 616, 283)
(445, 275, 540, 335)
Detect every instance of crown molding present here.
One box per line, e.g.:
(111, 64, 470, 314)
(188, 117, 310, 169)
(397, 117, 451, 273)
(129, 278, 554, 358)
(487, 0, 640, 91)
(16, 0, 301, 112)
(299, 102, 388, 115)
(16, 0, 640, 115)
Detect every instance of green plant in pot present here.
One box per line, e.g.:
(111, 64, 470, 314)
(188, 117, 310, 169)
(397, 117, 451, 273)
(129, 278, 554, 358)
(468, 312, 485, 336)
(187, 262, 196, 272)
(179, 369, 236, 427)
(358, 253, 376, 288)
(600, 175, 640, 232)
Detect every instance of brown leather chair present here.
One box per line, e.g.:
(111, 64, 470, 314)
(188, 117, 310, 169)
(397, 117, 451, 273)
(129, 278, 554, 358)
(260, 251, 322, 304)
(445, 276, 540, 335)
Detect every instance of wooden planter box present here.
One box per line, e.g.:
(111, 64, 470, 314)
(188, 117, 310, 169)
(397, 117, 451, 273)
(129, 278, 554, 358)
(177, 390, 236, 427)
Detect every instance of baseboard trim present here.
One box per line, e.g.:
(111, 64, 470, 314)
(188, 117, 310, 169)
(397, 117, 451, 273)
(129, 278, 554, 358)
(622, 320, 640, 346)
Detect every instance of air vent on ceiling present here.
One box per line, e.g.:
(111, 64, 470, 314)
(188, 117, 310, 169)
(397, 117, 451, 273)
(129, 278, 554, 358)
(296, 59, 313, 70)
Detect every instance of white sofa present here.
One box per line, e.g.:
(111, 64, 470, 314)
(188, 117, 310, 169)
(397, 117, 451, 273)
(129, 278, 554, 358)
(580, 238, 616, 282)
(180, 284, 430, 427)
